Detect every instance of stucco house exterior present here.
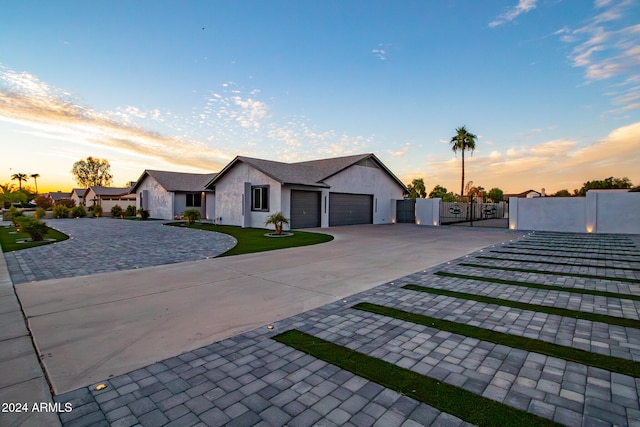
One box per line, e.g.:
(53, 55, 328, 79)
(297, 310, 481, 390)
(206, 153, 407, 229)
(84, 186, 136, 215)
(130, 170, 217, 220)
(69, 188, 88, 207)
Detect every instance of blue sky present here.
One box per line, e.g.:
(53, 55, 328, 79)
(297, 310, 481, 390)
(1, 0, 639, 194)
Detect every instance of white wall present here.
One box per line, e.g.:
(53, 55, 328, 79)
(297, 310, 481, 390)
(415, 198, 440, 226)
(136, 177, 173, 220)
(509, 190, 640, 234)
(214, 163, 282, 228)
(205, 193, 216, 221)
(324, 164, 404, 225)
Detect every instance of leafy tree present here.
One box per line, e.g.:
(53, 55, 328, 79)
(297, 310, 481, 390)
(34, 195, 53, 210)
(576, 176, 633, 196)
(30, 173, 40, 193)
(450, 126, 477, 197)
(406, 178, 427, 200)
(265, 211, 289, 235)
(553, 189, 572, 197)
(11, 173, 28, 190)
(428, 185, 456, 202)
(71, 157, 113, 187)
(487, 188, 504, 202)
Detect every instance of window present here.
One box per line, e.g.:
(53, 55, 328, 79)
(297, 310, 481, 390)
(251, 186, 269, 211)
(186, 193, 202, 207)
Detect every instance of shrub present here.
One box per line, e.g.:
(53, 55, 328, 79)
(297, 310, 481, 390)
(34, 195, 53, 210)
(93, 205, 103, 217)
(4, 206, 23, 225)
(125, 205, 137, 217)
(34, 208, 46, 219)
(52, 204, 70, 219)
(14, 215, 29, 232)
(111, 205, 123, 218)
(22, 217, 48, 241)
(183, 209, 201, 225)
(71, 205, 87, 218)
(265, 211, 289, 235)
(137, 208, 150, 220)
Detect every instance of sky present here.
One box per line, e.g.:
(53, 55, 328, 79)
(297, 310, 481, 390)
(1, 0, 639, 195)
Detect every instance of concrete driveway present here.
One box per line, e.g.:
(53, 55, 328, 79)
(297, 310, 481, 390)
(15, 224, 520, 394)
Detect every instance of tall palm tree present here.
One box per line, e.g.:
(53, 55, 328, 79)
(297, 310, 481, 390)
(11, 173, 28, 190)
(450, 126, 478, 197)
(30, 173, 40, 193)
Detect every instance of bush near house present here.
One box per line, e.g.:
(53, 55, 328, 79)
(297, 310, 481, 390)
(93, 205, 103, 217)
(183, 208, 201, 225)
(125, 205, 137, 217)
(56, 198, 76, 208)
(4, 206, 23, 225)
(34, 195, 53, 210)
(34, 208, 46, 219)
(71, 205, 87, 218)
(53, 204, 70, 218)
(111, 205, 123, 218)
(137, 208, 150, 220)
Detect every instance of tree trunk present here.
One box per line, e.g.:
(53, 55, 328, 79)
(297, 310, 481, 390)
(460, 150, 465, 197)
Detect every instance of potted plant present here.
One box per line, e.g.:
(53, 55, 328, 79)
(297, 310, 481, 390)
(265, 212, 289, 235)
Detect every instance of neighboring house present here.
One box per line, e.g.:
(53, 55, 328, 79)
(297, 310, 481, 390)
(69, 188, 88, 206)
(129, 170, 217, 220)
(206, 153, 407, 229)
(84, 186, 136, 215)
(46, 191, 71, 203)
(504, 189, 542, 199)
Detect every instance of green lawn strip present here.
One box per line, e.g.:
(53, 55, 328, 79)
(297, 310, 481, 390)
(491, 250, 640, 263)
(475, 255, 640, 272)
(505, 245, 640, 258)
(513, 242, 640, 252)
(273, 329, 560, 427)
(165, 222, 333, 256)
(435, 271, 640, 303)
(460, 263, 640, 284)
(355, 302, 640, 378)
(0, 224, 69, 252)
(403, 282, 640, 330)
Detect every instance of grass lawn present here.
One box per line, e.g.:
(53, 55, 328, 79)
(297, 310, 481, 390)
(165, 222, 333, 256)
(0, 224, 69, 252)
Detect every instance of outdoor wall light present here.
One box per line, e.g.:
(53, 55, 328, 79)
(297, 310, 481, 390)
(510, 225, 516, 230)
(586, 226, 593, 233)
(433, 221, 437, 226)
(416, 220, 421, 225)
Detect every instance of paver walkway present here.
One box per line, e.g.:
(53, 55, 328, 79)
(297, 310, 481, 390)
(5, 218, 236, 283)
(51, 231, 640, 426)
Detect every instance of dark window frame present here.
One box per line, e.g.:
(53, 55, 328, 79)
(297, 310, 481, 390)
(251, 185, 269, 211)
(186, 193, 202, 207)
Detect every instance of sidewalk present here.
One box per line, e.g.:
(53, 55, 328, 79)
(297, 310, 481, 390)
(0, 220, 61, 427)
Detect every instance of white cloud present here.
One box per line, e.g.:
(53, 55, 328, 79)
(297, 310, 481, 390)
(489, 0, 537, 28)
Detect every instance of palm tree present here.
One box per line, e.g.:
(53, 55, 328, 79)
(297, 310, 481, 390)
(30, 173, 40, 193)
(11, 173, 28, 190)
(450, 126, 478, 197)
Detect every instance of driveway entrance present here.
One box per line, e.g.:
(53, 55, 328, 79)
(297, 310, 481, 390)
(16, 223, 518, 393)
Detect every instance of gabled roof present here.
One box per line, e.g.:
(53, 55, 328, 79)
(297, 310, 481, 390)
(47, 191, 71, 201)
(504, 189, 541, 199)
(130, 170, 217, 194)
(207, 153, 408, 192)
(85, 186, 133, 197)
(70, 188, 87, 197)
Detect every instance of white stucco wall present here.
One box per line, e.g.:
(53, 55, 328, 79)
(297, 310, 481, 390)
(136, 177, 173, 220)
(416, 198, 440, 226)
(323, 164, 404, 225)
(214, 163, 282, 228)
(205, 193, 216, 221)
(509, 191, 640, 234)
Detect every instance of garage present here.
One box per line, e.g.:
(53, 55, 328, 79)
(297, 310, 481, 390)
(329, 193, 373, 226)
(290, 190, 321, 229)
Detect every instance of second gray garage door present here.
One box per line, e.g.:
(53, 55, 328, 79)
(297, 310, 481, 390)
(290, 190, 321, 229)
(329, 193, 373, 226)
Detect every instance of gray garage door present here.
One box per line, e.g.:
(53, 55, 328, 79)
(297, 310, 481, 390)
(329, 193, 373, 226)
(290, 190, 321, 229)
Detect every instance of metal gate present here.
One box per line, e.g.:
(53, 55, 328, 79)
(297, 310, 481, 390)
(396, 199, 416, 223)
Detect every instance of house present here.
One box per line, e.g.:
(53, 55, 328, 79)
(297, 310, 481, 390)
(84, 186, 136, 215)
(129, 170, 217, 220)
(504, 189, 542, 199)
(69, 188, 88, 207)
(206, 153, 407, 229)
(45, 191, 71, 203)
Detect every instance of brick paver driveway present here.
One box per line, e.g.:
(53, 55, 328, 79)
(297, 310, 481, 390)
(5, 218, 236, 283)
